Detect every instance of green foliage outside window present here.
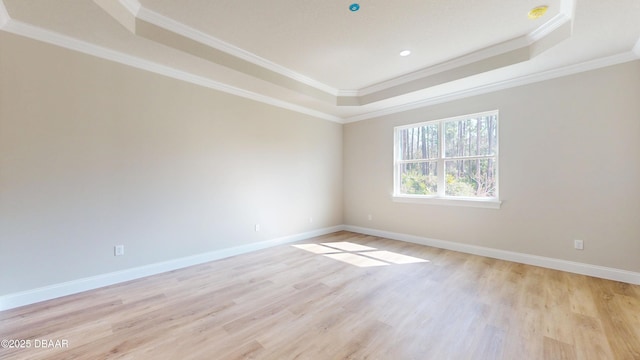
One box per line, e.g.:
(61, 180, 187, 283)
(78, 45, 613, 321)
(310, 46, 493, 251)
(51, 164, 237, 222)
(396, 112, 498, 199)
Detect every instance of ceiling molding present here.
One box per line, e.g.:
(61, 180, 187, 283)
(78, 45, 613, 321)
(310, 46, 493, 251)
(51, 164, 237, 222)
(0, 16, 342, 123)
(118, 0, 140, 16)
(336, 89, 360, 97)
(360, 1, 575, 98)
(357, 47, 534, 106)
(1, 13, 637, 126)
(344, 50, 639, 123)
(1, 0, 636, 126)
(125, 0, 339, 97)
(633, 37, 640, 57)
(0, 0, 9, 28)
(115, 0, 575, 106)
(527, 12, 569, 42)
(528, 0, 574, 42)
(355, 35, 532, 97)
(94, 0, 136, 33)
(560, 0, 577, 17)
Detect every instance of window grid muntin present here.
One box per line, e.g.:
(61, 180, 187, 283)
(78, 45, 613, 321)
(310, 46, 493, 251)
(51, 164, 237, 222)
(394, 110, 499, 201)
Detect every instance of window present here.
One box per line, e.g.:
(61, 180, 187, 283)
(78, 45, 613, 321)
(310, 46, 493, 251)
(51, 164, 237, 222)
(393, 110, 500, 208)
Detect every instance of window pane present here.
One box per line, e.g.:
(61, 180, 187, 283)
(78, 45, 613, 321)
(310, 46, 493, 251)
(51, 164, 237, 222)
(445, 159, 497, 197)
(397, 124, 439, 160)
(400, 162, 438, 195)
(444, 115, 497, 158)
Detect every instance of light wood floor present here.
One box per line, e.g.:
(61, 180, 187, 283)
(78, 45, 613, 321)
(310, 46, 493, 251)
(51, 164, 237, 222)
(2, 231, 639, 359)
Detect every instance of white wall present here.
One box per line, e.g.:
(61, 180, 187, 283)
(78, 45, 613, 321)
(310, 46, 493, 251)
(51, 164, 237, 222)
(0, 32, 343, 295)
(344, 60, 640, 273)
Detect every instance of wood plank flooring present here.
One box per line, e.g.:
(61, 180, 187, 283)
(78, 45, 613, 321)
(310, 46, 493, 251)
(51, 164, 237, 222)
(1, 231, 639, 359)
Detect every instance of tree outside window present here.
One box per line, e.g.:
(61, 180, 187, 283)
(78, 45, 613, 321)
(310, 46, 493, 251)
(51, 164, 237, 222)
(394, 111, 499, 201)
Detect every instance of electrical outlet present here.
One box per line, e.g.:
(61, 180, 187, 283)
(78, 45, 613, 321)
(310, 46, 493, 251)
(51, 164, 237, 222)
(309, 217, 313, 223)
(255, 224, 260, 232)
(114, 245, 125, 256)
(367, 214, 372, 221)
(574, 240, 584, 250)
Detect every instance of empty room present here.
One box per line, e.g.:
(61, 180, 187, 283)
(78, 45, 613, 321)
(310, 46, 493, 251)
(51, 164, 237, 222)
(1, 0, 639, 359)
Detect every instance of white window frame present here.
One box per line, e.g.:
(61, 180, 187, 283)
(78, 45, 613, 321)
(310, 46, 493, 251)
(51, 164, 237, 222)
(393, 110, 501, 209)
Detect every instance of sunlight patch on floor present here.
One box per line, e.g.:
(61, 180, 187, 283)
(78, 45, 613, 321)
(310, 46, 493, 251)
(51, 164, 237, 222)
(325, 253, 389, 267)
(292, 241, 429, 267)
(292, 243, 340, 254)
(320, 242, 376, 252)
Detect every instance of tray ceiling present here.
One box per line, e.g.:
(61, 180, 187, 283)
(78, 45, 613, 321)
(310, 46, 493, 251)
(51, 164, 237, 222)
(1, 0, 639, 122)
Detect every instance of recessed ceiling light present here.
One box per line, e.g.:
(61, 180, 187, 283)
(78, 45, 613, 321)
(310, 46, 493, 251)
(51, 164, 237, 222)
(528, 5, 548, 19)
(399, 50, 411, 57)
(349, 3, 360, 12)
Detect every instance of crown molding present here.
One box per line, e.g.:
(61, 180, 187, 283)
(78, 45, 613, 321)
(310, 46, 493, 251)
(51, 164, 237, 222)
(126, 0, 339, 97)
(119, 0, 575, 104)
(560, 0, 577, 17)
(0, 0, 9, 28)
(359, 0, 575, 98)
(101, 0, 578, 108)
(528, 0, 575, 42)
(344, 50, 639, 123)
(633, 36, 640, 57)
(336, 89, 360, 97)
(527, 12, 570, 42)
(119, 0, 140, 16)
(356, 35, 532, 97)
(1, 0, 637, 126)
(0, 18, 343, 123)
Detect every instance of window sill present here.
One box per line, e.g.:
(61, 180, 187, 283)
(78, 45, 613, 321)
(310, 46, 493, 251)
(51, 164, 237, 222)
(392, 195, 502, 209)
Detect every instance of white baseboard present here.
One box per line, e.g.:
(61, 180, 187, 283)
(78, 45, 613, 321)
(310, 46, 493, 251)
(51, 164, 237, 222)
(0, 225, 343, 312)
(3, 224, 638, 312)
(343, 225, 640, 285)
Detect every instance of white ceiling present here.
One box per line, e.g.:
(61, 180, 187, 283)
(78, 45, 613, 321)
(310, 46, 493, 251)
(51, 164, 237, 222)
(1, 0, 639, 123)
